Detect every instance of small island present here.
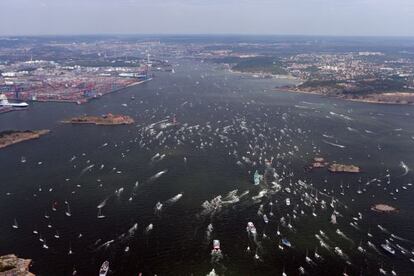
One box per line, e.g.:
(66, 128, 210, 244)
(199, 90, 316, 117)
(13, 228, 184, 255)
(62, 113, 134, 125)
(371, 204, 398, 213)
(0, 254, 34, 276)
(328, 163, 361, 173)
(0, 129, 50, 149)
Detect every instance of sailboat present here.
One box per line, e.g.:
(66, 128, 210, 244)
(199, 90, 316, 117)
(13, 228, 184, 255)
(65, 202, 72, 217)
(12, 218, 19, 229)
(68, 245, 73, 255)
(97, 208, 106, 219)
(276, 225, 281, 236)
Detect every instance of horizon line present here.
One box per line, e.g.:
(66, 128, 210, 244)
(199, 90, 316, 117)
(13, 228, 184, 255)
(2, 33, 414, 39)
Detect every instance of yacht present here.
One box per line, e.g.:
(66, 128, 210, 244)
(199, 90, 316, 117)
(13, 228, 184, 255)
(99, 261, 109, 276)
(381, 243, 395, 255)
(246, 222, 257, 235)
(281, 238, 292, 248)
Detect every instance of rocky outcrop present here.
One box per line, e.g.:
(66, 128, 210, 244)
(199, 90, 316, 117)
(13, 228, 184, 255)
(0, 130, 50, 149)
(0, 254, 34, 275)
(62, 113, 134, 125)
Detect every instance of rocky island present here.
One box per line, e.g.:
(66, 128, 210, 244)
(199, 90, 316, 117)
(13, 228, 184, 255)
(62, 113, 134, 125)
(0, 254, 34, 276)
(328, 163, 361, 173)
(0, 129, 50, 149)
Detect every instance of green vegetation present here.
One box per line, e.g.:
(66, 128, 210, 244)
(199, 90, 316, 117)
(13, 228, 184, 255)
(212, 56, 287, 75)
(232, 57, 287, 75)
(299, 76, 414, 95)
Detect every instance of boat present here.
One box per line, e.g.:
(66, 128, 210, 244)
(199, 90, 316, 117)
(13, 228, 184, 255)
(52, 201, 58, 211)
(246, 222, 257, 235)
(65, 202, 72, 217)
(334, 247, 344, 256)
(276, 225, 281, 236)
(20, 156, 26, 163)
(281, 238, 292, 248)
(0, 94, 28, 108)
(99, 261, 109, 276)
(213, 239, 220, 249)
(285, 198, 291, 206)
(97, 208, 106, 219)
(330, 213, 337, 224)
(253, 170, 262, 185)
(263, 214, 269, 224)
(12, 218, 19, 229)
(314, 247, 322, 260)
(212, 239, 221, 253)
(381, 243, 395, 255)
(305, 250, 312, 264)
(357, 241, 365, 253)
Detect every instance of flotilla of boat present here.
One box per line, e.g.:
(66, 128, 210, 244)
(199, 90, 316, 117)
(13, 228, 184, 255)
(6, 71, 413, 276)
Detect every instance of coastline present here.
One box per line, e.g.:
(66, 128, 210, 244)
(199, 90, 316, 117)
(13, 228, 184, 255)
(0, 129, 50, 149)
(62, 114, 135, 125)
(228, 69, 297, 80)
(23, 78, 151, 105)
(275, 88, 414, 106)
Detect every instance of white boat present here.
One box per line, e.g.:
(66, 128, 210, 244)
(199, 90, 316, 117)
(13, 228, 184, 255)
(334, 247, 344, 256)
(99, 260, 109, 276)
(213, 239, 220, 250)
(12, 218, 19, 229)
(246, 222, 257, 235)
(285, 198, 291, 206)
(381, 243, 395, 255)
(0, 94, 28, 108)
(65, 202, 72, 217)
(97, 208, 106, 219)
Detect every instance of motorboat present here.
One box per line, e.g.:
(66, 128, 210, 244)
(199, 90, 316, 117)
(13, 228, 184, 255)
(99, 261, 109, 276)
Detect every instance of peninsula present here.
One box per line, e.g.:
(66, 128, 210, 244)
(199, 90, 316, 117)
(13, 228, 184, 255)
(0, 130, 50, 149)
(62, 113, 134, 125)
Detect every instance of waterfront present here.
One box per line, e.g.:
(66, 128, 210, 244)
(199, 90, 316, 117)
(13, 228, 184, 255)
(0, 59, 414, 275)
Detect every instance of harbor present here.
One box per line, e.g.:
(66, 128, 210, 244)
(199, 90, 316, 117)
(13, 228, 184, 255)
(0, 59, 413, 275)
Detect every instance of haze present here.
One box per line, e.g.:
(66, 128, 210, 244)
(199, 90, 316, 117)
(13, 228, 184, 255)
(1, 0, 414, 36)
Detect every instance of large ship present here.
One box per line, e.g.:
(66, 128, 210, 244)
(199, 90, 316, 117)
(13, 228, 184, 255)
(0, 93, 28, 108)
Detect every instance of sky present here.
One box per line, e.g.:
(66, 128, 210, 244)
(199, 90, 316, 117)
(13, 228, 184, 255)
(1, 0, 414, 36)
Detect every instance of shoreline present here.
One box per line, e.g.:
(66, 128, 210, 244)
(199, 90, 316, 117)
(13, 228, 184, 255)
(275, 88, 414, 106)
(0, 129, 50, 149)
(228, 69, 298, 80)
(62, 114, 135, 125)
(19, 79, 152, 105)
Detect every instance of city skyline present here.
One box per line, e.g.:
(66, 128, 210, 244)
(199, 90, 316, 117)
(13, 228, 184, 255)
(1, 0, 414, 37)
